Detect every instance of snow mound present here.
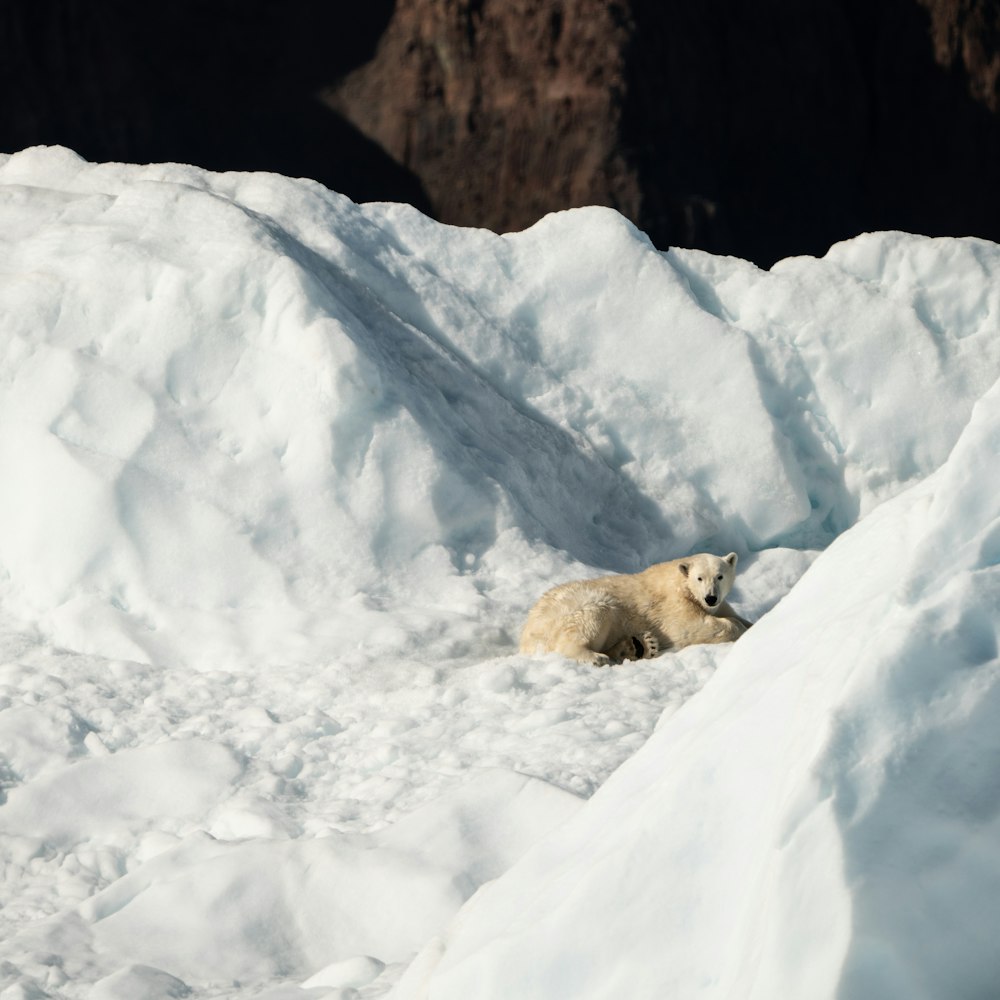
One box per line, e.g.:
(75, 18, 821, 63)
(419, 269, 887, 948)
(0, 739, 243, 848)
(394, 377, 1000, 1000)
(1, 146, 998, 671)
(0, 146, 999, 999)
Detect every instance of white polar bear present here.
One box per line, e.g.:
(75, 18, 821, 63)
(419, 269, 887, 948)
(519, 552, 752, 666)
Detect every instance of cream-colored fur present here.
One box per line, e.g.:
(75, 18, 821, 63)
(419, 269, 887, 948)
(519, 552, 751, 666)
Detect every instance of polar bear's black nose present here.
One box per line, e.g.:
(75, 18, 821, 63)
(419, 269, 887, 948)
(705, 595, 718, 607)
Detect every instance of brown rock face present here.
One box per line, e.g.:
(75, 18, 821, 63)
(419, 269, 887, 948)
(325, 0, 640, 234)
(3, 0, 999, 265)
(919, 0, 1000, 111)
(326, 0, 1000, 265)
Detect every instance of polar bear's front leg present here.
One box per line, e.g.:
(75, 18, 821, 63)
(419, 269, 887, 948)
(709, 616, 747, 643)
(603, 636, 636, 662)
(718, 600, 752, 631)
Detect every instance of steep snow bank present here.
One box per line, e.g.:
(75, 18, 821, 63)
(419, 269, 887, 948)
(395, 376, 1000, 1000)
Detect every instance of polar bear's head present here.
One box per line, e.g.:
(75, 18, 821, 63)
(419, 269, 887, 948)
(678, 552, 738, 613)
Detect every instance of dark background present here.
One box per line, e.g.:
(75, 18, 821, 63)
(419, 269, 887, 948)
(2, 0, 998, 266)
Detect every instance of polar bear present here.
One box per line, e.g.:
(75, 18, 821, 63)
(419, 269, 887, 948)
(519, 552, 751, 666)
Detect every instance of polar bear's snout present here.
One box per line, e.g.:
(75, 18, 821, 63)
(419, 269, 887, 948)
(682, 554, 737, 612)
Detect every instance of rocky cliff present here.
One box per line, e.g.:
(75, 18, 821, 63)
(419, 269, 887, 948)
(920, 0, 1000, 111)
(326, 0, 1000, 265)
(324, 0, 640, 240)
(2, 0, 999, 265)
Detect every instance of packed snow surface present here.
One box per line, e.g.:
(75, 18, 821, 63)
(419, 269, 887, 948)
(0, 146, 999, 999)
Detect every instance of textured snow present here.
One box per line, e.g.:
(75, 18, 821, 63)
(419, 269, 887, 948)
(0, 146, 998, 999)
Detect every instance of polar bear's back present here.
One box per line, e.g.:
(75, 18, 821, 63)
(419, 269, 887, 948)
(518, 571, 659, 654)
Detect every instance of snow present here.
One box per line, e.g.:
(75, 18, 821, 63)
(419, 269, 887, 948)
(0, 145, 998, 999)
(399, 379, 1000, 1000)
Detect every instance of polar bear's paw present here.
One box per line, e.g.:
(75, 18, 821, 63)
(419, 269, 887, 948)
(634, 631, 659, 659)
(603, 637, 635, 663)
(604, 631, 660, 663)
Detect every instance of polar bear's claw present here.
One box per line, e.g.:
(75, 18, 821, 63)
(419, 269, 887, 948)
(635, 631, 659, 659)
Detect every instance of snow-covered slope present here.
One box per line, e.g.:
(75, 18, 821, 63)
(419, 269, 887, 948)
(1, 146, 998, 999)
(394, 379, 1000, 1000)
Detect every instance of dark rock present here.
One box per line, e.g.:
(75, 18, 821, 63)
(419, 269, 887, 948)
(0, 0, 432, 212)
(919, 0, 1000, 111)
(323, 0, 641, 236)
(325, 0, 1000, 265)
(2, 0, 999, 265)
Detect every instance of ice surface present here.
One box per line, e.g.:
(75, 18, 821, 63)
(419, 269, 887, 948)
(0, 146, 998, 998)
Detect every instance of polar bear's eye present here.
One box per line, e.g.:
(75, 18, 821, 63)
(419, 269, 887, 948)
(716, 574, 723, 581)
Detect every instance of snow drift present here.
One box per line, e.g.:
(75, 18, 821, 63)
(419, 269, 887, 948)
(0, 146, 999, 999)
(394, 380, 1000, 1000)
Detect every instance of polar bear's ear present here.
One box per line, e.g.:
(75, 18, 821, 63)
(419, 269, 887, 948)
(725, 552, 738, 567)
(678, 562, 689, 577)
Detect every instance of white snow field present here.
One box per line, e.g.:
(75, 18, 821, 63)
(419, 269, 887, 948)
(0, 146, 998, 1000)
